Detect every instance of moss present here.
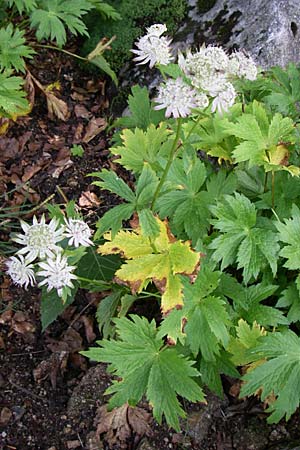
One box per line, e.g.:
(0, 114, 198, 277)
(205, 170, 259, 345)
(81, 0, 188, 73)
(197, 0, 216, 14)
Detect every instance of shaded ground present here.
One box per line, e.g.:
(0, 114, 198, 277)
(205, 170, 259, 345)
(1, 45, 300, 450)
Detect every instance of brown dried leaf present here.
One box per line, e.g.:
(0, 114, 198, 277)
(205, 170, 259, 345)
(78, 191, 101, 208)
(80, 315, 96, 343)
(0, 407, 12, 426)
(0, 309, 13, 324)
(46, 327, 83, 353)
(0, 334, 5, 350)
(82, 117, 107, 143)
(24, 71, 35, 111)
(74, 104, 91, 119)
(33, 351, 69, 388)
(46, 92, 71, 121)
(12, 311, 36, 334)
(95, 404, 152, 449)
(22, 164, 42, 182)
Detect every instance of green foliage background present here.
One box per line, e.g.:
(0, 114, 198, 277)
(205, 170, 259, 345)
(81, 0, 187, 71)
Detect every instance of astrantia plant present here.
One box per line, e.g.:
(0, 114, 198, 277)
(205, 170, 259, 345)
(82, 24, 300, 430)
(6, 21, 300, 433)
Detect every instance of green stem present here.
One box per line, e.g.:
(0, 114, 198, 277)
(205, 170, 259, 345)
(271, 170, 275, 209)
(151, 118, 182, 211)
(76, 276, 111, 287)
(33, 43, 87, 62)
(263, 172, 269, 193)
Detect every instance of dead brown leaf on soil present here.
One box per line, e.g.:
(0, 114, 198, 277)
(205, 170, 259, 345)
(93, 403, 152, 449)
(82, 117, 107, 143)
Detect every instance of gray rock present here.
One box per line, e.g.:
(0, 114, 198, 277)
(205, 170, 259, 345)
(180, 0, 300, 69)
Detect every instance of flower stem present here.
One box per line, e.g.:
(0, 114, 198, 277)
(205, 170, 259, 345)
(33, 43, 87, 61)
(151, 118, 182, 211)
(272, 170, 275, 209)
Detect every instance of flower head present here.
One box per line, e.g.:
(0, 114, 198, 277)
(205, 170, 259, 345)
(6, 255, 36, 289)
(228, 51, 257, 80)
(154, 77, 207, 118)
(64, 218, 93, 247)
(37, 253, 77, 297)
(132, 24, 173, 68)
(14, 215, 64, 261)
(211, 82, 236, 115)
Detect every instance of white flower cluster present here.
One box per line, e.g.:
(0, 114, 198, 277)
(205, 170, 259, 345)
(6, 215, 93, 298)
(131, 23, 173, 68)
(132, 24, 258, 118)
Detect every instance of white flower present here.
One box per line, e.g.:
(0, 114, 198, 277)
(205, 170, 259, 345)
(37, 253, 77, 297)
(6, 255, 36, 289)
(211, 82, 236, 115)
(64, 218, 93, 247)
(132, 25, 173, 68)
(146, 24, 167, 37)
(14, 215, 65, 261)
(228, 51, 257, 81)
(154, 78, 206, 118)
(178, 46, 230, 90)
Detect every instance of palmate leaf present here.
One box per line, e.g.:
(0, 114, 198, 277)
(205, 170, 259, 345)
(113, 86, 165, 135)
(98, 217, 200, 314)
(275, 204, 300, 270)
(219, 274, 287, 327)
(0, 25, 35, 73)
(82, 315, 205, 431)
(221, 101, 296, 173)
(158, 265, 231, 362)
(209, 193, 279, 283)
(241, 331, 300, 423)
(5, 0, 37, 13)
(227, 319, 266, 366)
(110, 123, 171, 174)
(276, 278, 300, 323)
(0, 70, 29, 118)
(87, 0, 121, 20)
(91, 164, 160, 238)
(30, 0, 93, 47)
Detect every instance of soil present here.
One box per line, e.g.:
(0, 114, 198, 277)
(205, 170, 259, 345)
(1, 41, 300, 450)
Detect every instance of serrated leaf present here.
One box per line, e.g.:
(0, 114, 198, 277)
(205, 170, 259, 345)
(5, 0, 37, 13)
(241, 330, 300, 423)
(209, 193, 279, 283)
(0, 70, 30, 118)
(30, 0, 93, 47)
(110, 123, 171, 174)
(200, 352, 240, 397)
(88, 0, 121, 20)
(98, 218, 200, 314)
(227, 319, 266, 366)
(88, 54, 118, 85)
(276, 204, 300, 270)
(82, 315, 204, 430)
(0, 25, 35, 73)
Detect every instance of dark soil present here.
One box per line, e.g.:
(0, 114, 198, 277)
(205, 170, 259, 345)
(1, 43, 300, 450)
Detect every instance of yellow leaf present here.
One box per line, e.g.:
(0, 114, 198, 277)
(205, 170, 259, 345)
(98, 218, 201, 314)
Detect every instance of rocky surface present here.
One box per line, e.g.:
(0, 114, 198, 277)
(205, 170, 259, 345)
(179, 0, 300, 68)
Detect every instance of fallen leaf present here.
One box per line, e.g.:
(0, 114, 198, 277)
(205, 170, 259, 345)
(33, 351, 69, 389)
(46, 92, 70, 122)
(22, 164, 42, 182)
(12, 311, 36, 334)
(94, 404, 152, 449)
(0, 335, 5, 350)
(74, 104, 91, 119)
(46, 327, 83, 353)
(0, 407, 12, 426)
(24, 71, 35, 112)
(80, 315, 96, 343)
(78, 191, 101, 208)
(82, 117, 107, 143)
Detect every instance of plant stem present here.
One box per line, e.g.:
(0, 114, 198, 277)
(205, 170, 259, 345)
(76, 276, 111, 287)
(151, 118, 182, 211)
(271, 170, 275, 209)
(33, 43, 87, 62)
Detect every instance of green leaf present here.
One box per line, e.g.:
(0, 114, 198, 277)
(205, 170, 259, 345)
(111, 123, 171, 174)
(241, 331, 300, 423)
(113, 85, 165, 132)
(89, 54, 118, 85)
(138, 208, 160, 238)
(70, 144, 84, 157)
(30, 0, 93, 47)
(96, 289, 123, 338)
(41, 288, 76, 330)
(76, 245, 121, 290)
(0, 70, 29, 118)
(5, 0, 37, 13)
(276, 204, 300, 270)
(209, 193, 279, 283)
(87, 0, 121, 20)
(276, 281, 300, 323)
(94, 203, 135, 238)
(200, 352, 240, 397)
(227, 319, 266, 366)
(91, 169, 135, 202)
(82, 315, 205, 430)
(0, 25, 35, 73)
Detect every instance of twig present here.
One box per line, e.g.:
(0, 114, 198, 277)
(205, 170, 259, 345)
(8, 377, 48, 404)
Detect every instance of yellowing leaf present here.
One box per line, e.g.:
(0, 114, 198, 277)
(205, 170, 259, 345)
(98, 218, 201, 314)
